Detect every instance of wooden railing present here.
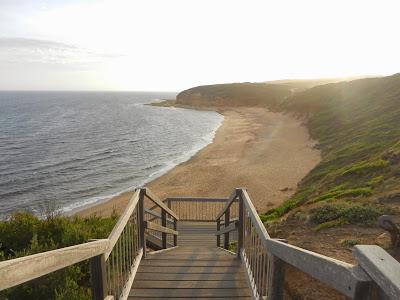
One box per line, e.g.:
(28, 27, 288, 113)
(215, 188, 400, 300)
(0, 187, 179, 300)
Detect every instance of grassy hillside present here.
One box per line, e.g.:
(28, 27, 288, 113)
(176, 82, 291, 107)
(264, 74, 400, 230)
(177, 74, 400, 234)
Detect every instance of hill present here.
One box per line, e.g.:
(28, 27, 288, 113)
(265, 74, 400, 226)
(176, 74, 400, 257)
(176, 82, 291, 107)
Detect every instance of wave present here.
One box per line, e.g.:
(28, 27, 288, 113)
(63, 112, 224, 215)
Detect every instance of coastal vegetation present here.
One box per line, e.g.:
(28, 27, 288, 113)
(176, 74, 400, 238)
(0, 212, 116, 300)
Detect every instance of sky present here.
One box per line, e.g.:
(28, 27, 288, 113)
(0, 0, 399, 91)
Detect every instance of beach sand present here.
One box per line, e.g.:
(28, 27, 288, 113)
(76, 107, 320, 217)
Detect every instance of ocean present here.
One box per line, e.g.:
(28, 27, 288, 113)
(0, 91, 223, 218)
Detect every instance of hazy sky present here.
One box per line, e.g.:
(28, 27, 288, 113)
(1, 0, 399, 91)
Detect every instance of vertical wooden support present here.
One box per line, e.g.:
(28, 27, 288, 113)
(138, 188, 146, 258)
(267, 255, 285, 300)
(90, 254, 107, 300)
(224, 208, 230, 250)
(217, 218, 221, 247)
(161, 208, 167, 249)
(173, 218, 178, 246)
(237, 192, 244, 258)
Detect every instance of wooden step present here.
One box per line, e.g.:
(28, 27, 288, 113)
(129, 288, 252, 298)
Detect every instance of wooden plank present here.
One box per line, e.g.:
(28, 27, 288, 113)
(353, 245, 400, 300)
(145, 221, 178, 235)
(144, 208, 174, 224)
(135, 272, 247, 281)
(90, 254, 107, 300)
(265, 238, 371, 298)
(0, 239, 109, 291)
(106, 190, 140, 259)
(140, 260, 241, 267)
(241, 189, 270, 239)
(132, 280, 249, 289)
(137, 266, 245, 273)
(118, 249, 143, 300)
(143, 188, 179, 220)
(167, 197, 228, 202)
(129, 288, 251, 298)
(215, 189, 239, 220)
(215, 220, 238, 236)
(128, 297, 251, 300)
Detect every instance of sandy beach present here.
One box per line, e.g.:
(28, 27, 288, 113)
(76, 107, 320, 217)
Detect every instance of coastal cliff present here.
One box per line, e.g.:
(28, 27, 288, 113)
(176, 82, 291, 107)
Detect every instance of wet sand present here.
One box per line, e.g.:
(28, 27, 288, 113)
(76, 107, 320, 217)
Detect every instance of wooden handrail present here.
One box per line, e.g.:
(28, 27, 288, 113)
(145, 221, 179, 235)
(144, 208, 174, 224)
(353, 245, 400, 299)
(142, 187, 179, 220)
(215, 220, 238, 236)
(105, 190, 140, 260)
(215, 189, 240, 220)
(0, 239, 109, 291)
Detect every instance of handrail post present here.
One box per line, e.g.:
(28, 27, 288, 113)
(167, 200, 178, 246)
(237, 190, 244, 258)
(217, 218, 221, 247)
(138, 188, 146, 258)
(90, 254, 107, 300)
(224, 208, 230, 250)
(267, 254, 285, 300)
(161, 208, 167, 249)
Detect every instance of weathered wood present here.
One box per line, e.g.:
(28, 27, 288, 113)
(173, 219, 178, 246)
(240, 189, 271, 239)
(161, 209, 167, 249)
(105, 190, 140, 260)
(265, 238, 371, 298)
(145, 221, 178, 235)
(215, 189, 239, 220)
(90, 254, 107, 300)
(216, 218, 221, 247)
(118, 249, 143, 300)
(267, 255, 285, 300)
(104, 296, 114, 300)
(0, 239, 109, 291)
(167, 197, 229, 202)
(215, 220, 238, 236)
(142, 188, 179, 220)
(144, 208, 174, 224)
(224, 208, 231, 249)
(237, 195, 244, 259)
(353, 245, 400, 300)
(135, 272, 247, 281)
(129, 288, 251, 298)
(140, 259, 241, 267)
(132, 280, 249, 288)
(138, 189, 146, 258)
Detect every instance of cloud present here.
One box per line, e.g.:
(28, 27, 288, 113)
(0, 37, 120, 69)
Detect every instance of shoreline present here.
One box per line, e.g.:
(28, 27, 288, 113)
(75, 105, 321, 218)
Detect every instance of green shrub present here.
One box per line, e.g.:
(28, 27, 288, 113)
(310, 204, 383, 226)
(0, 212, 116, 300)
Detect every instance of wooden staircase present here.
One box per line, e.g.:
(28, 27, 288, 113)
(1, 187, 400, 300)
(130, 222, 252, 299)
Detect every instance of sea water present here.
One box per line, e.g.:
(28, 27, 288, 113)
(0, 91, 223, 218)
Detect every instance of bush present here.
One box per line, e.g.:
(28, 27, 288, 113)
(310, 204, 383, 226)
(0, 212, 116, 300)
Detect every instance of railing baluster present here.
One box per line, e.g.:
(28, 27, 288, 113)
(224, 208, 230, 249)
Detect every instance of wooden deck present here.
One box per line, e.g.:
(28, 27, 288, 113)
(129, 222, 252, 299)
